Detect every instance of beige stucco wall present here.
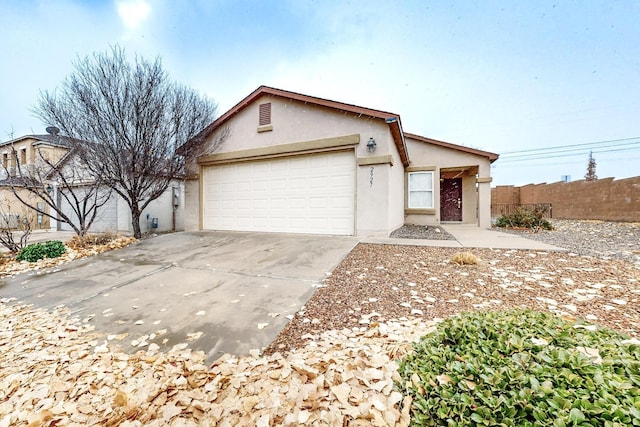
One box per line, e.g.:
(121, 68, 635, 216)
(0, 138, 67, 179)
(113, 182, 184, 233)
(0, 187, 51, 229)
(186, 95, 403, 236)
(405, 137, 493, 228)
(388, 142, 406, 234)
(183, 179, 200, 231)
(204, 95, 395, 155)
(356, 163, 390, 237)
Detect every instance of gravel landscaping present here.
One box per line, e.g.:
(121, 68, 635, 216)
(1, 220, 639, 425)
(494, 219, 640, 263)
(266, 239, 640, 354)
(389, 224, 455, 240)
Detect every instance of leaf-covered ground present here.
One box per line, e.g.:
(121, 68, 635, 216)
(1, 222, 639, 425)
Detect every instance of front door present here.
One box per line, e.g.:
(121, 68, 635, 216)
(441, 178, 462, 221)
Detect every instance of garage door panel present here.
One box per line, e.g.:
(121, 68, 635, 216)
(203, 151, 354, 235)
(271, 179, 287, 190)
(288, 177, 307, 190)
(252, 181, 268, 191)
(309, 197, 328, 209)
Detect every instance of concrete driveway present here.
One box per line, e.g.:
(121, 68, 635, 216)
(0, 231, 357, 365)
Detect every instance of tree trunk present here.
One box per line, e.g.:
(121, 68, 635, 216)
(131, 208, 142, 239)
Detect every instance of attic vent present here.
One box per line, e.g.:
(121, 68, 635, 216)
(259, 103, 271, 126)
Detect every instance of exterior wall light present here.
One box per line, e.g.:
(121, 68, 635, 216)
(366, 137, 376, 153)
(45, 184, 53, 195)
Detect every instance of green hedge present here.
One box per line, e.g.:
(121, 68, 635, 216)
(397, 310, 640, 426)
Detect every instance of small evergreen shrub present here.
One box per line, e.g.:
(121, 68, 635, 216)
(397, 309, 640, 426)
(495, 205, 553, 231)
(16, 240, 66, 262)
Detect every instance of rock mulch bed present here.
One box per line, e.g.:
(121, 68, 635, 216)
(389, 224, 455, 240)
(495, 219, 640, 264)
(267, 244, 640, 354)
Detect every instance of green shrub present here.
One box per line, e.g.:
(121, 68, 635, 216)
(495, 205, 553, 231)
(397, 310, 640, 426)
(16, 240, 66, 262)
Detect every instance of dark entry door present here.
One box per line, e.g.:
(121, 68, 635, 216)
(441, 178, 462, 221)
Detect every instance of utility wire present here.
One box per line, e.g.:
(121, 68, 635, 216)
(496, 152, 640, 167)
(498, 143, 640, 163)
(500, 137, 640, 157)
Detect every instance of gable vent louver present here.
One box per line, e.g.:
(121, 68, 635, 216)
(259, 103, 271, 126)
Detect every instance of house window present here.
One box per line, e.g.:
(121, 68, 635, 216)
(259, 103, 271, 126)
(20, 148, 27, 165)
(2, 153, 7, 169)
(408, 171, 434, 209)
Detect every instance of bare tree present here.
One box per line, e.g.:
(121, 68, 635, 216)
(33, 45, 217, 238)
(585, 151, 598, 181)
(2, 134, 113, 236)
(0, 200, 33, 253)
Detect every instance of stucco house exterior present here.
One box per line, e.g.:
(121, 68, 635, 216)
(0, 133, 184, 234)
(180, 86, 498, 237)
(0, 134, 69, 230)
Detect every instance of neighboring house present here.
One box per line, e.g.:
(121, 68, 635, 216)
(0, 134, 69, 229)
(179, 86, 499, 237)
(55, 181, 184, 234)
(0, 133, 184, 234)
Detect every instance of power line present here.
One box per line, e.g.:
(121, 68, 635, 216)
(497, 144, 640, 163)
(500, 137, 640, 156)
(500, 141, 640, 161)
(495, 154, 640, 169)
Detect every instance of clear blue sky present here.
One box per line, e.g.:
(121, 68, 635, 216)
(1, 0, 638, 186)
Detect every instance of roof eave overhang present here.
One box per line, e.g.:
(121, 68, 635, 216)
(385, 117, 410, 167)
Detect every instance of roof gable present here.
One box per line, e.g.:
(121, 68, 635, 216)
(405, 132, 499, 163)
(0, 134, 72, 149)
(180, 86, 410, 167)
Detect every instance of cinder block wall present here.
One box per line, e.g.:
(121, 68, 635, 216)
(491, 185, 520, 205)
(492, 176, 640, 222)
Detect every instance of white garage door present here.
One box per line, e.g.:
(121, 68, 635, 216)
(203, 151, 355, 235)
(59, 189, 117, 232)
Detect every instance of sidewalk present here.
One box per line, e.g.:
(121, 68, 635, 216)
(27, 229, 77, 244)
(365, 224, 566, 251)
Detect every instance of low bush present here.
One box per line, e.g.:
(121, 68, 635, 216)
(397, 309, 640, 426)
(16, 240, 66, 262)
(495, 205, 553, 231)
(451, 252, 478, 265)
(67, 232, 119, 250)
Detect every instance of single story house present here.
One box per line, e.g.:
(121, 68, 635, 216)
(179, 86, 498, 237)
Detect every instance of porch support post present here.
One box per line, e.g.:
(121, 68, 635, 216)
(477, 177, 492, 228)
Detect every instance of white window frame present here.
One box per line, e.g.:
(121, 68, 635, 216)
(408, 171, 434, 209)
